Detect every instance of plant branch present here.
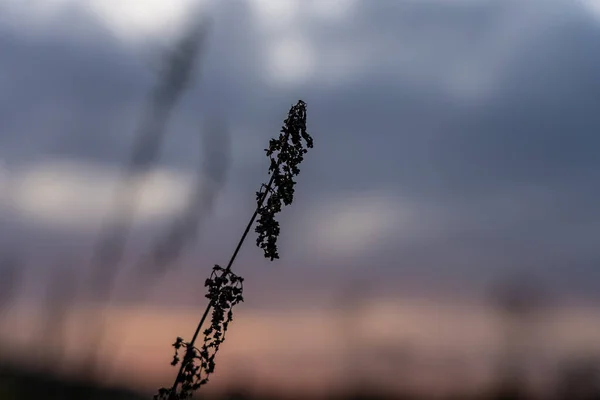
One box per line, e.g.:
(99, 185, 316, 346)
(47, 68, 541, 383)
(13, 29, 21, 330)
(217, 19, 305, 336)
(167, 148, 279, 398)
(157, 100, 312, 400)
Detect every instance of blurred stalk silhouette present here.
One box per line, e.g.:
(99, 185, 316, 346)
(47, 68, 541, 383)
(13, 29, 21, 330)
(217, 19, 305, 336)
(0, 252, 22, 315)
(103, 116, 231, 376)
(81, 12, 213, 376)
(38, 260, 77, 371)
(0, 251, 23, 350)
(138, 116, 231, 283)
(335, 276, 372, 395)
(490, 273, 544, 399)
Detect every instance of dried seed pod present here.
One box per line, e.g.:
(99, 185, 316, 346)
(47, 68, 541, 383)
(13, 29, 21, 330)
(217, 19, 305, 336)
(155, 264, 244, 400)
(255, 100, 313, 260)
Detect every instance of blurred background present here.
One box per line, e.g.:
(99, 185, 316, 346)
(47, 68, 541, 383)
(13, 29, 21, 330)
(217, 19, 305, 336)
(1, 0, 600, 399)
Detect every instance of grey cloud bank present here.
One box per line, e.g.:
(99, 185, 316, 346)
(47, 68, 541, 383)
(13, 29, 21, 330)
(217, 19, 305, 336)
(0, 0, 599, 305)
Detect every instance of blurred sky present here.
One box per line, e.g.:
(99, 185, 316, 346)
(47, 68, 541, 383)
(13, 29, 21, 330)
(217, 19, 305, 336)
(1, 0, 599, 302)
(1, 0, 600, 394)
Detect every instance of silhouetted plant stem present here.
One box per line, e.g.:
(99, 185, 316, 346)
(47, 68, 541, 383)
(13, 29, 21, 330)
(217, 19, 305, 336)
(157, 100, 312, 400)
(168, 171, 276, 398)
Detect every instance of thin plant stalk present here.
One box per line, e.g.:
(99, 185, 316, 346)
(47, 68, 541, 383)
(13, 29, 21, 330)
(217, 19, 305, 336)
(168, 170, 277, 397)
(157, 100, 312, 400)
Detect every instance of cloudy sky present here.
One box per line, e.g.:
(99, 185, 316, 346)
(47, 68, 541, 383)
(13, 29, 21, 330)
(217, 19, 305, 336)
(1, 0, 600, 393)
